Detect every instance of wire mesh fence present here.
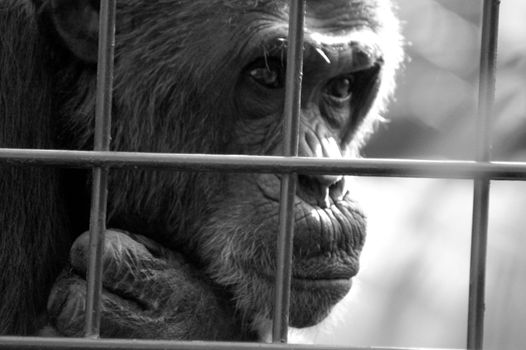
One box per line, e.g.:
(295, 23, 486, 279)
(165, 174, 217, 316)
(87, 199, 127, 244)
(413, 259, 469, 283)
(0, 0, 508, 349)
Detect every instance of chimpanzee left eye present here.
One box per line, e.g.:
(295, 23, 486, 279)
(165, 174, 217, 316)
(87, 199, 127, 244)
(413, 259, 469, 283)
(247, 58, 285, 89)
(325, 75, 355, 101)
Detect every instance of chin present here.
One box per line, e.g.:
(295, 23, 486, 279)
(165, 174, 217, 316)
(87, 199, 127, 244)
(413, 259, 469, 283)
(289, 277, 354, 328)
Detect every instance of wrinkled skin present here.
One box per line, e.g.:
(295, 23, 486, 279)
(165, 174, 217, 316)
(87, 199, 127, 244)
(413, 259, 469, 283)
(0, 0, 402, 339)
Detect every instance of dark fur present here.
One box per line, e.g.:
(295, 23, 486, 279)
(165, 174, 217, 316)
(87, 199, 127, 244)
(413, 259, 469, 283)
(0, 0, 402, 338)
(0, 0, 72, 334)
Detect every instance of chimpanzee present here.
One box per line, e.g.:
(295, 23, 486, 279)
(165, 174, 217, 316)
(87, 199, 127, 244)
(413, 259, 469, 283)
(0, 0, 402, 340)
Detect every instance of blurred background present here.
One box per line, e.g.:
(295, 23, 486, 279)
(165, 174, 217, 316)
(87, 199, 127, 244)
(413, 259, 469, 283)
(306, 0, 526, 348)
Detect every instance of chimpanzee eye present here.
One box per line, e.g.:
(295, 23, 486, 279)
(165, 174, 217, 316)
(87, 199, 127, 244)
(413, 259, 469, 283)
(247, 58, 285, 89)
(325, 75, 355, 101)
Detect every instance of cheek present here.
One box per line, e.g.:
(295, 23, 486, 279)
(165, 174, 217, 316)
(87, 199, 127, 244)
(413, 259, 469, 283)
(235, 80, 284, 119)
(319, 99, 353, 133)
(231, 117, 283, 155)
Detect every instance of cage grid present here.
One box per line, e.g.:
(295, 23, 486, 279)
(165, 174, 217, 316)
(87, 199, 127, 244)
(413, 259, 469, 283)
(0, 0, 504, 349)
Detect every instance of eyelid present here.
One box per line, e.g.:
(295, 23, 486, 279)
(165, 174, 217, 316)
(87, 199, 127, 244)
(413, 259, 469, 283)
(246, 56, 285, 72)
(320, 62, 381, 126)
(323, 92, 351, 108)
(245, 57, 286, 89)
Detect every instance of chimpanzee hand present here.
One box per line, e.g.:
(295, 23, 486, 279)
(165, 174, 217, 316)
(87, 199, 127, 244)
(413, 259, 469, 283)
(47, 230, 242, 340)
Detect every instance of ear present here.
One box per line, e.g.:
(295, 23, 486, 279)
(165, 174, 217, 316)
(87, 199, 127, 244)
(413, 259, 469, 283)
(50, 0, 100, 63)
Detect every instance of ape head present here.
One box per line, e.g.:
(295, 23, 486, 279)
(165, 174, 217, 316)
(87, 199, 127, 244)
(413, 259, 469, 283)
(7, 0, 402, 336)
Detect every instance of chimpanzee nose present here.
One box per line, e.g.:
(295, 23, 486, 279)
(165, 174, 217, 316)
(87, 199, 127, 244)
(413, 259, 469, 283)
(297, 174, 346, 208)
(295, 121, 347, 208)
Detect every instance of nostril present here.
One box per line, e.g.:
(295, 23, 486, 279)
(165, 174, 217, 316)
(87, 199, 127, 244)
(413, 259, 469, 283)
(329, 177, 345, 201)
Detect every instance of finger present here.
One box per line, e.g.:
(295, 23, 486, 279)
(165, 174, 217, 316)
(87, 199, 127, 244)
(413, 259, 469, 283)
(128, 232, 186, 267)
(47, 271, 167, 339)
(70, 230, 168, 276)
(69, 230, 184, 308)
(47, 271, 92, 337)
(37, 325, 62, 337)
(66, 230, 236, 337)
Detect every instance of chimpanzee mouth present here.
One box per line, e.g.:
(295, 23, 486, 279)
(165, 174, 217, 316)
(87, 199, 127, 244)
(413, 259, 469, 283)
(250, 175, 365, 293)
(246, 247, 359, 292)
(254, 178, 366, 259)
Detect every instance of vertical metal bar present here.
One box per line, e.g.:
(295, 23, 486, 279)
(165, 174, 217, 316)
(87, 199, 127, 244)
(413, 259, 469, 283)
(475, 0, 500, 164)
(467, 0, 500, 349)
(84, 0, 117, 338)
(272, 0, 305, 344)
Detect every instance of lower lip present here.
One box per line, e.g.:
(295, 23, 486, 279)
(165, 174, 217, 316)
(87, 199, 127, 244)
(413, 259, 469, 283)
(291, 277, 352, 290)
(255, 270, 354, 290)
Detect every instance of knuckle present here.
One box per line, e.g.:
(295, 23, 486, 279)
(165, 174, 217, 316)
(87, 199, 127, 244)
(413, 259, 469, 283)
(69, 230, 153, 275)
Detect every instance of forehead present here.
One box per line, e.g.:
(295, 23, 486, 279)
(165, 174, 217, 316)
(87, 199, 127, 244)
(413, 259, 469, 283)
(226, 0, 383, 32)
(221, 0, 386, 66)
(223, 0, 380, 18)
(306, 0, 380, 18)
(305, 0, 383, 34)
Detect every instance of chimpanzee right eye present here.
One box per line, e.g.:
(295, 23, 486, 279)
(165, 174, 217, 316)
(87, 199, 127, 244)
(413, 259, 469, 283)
(247, 58, 285, 89)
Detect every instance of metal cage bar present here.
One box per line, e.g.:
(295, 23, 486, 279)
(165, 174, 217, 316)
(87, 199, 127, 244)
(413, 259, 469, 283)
(0, 337, 463, 350)
(5, 149, 526, 180)
(84, 0, 117, 338)
(272, 0, 306, 343)
(467, 0, 501, 349)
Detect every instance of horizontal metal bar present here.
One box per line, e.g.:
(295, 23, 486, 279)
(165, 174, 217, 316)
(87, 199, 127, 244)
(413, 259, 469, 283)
(0, 337, 463, 350)
(1, 148, 526, 180)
